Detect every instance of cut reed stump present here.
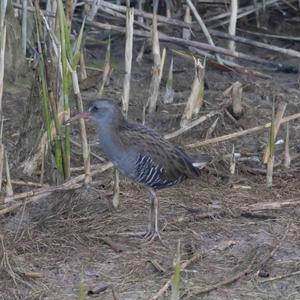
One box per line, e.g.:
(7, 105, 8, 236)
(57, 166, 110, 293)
(181, 58, 206, 128)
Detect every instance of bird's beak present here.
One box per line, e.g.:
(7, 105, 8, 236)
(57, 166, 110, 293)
(64, 111, 92, 125)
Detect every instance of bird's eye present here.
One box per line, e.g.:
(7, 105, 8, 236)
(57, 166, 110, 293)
(90, 106, 98, 113)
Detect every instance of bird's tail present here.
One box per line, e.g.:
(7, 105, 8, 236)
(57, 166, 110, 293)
(190, 154, 213, 169)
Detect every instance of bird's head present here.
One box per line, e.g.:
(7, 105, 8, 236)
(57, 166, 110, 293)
(65, 99, 123, 126)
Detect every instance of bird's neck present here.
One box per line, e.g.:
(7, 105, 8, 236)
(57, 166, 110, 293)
(97, 117, 128, 162)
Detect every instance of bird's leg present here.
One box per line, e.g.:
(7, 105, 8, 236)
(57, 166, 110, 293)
(143, 188, 163, 243)
(143, 188, 155, 239)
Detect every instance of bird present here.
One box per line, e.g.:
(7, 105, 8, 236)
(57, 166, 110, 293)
(67, 98, 211, 242)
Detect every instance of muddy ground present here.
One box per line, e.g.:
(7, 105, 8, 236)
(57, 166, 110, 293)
(1, 7, 300, 300)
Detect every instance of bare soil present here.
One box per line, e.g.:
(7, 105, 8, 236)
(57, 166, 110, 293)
(1, 10, 300, 300)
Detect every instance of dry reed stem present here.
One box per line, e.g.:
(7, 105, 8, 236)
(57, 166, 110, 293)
(86, 20, 296, 72)
(265, 99, 276, 188)
(228, 0, 238, 55)
(165, 110, 220, 140)
(0, 144, 3, 192)
(149, 250, 203, 300)
(266, 155, 274, 187)
(186, 0, 223, 65)
(80, 51, 87, 80)
(231, 81, 243, 117)
(21, 0, 27, 56)
(98, 37, 112, 96)
(112, 168, 120, 209)
(182, 6, 191, 40)
(163, 56, 174, 104)
(70, 67, 92, 184)
(284, 122, 291, 168)
(205, 117, 219, 139)
(4, 150, 13, 196)
(263, 102, 287, 164)
(1, 162, 113, 206)
(210, 30, 300, 58)
(186, 111, 300, 148)
(189, 47, 272, 79)
(158, 48, 166, 84)
(147, 0, 161, 114)
(181, 58, 206, 128)
(122, 6, 134, 114)
(207, 0, 280, 28)
(0, 23, 6, 120)
(241, 198, 300, 211)
(230, 145, 236, 175)
(136, 40, 145, 65)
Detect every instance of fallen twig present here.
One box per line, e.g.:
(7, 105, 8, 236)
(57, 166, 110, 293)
(98, 236, 124, 253)
(260, 270, 300, 283)
(241, 198, 300, 211)
(82, 19, 297, 72)
(186, 112, 300, 148)
(0, 162, 113, 208)
(191, 251, 258, 296)
(210, 30, 300, 58)
(164, 110, 220, 140)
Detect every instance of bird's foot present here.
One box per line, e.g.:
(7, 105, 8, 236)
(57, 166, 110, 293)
(142, 229, 164, 245)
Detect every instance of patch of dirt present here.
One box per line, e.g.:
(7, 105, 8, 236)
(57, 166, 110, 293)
(1, 8, 300, 300)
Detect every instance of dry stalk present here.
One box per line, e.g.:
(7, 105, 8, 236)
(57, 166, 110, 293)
(166, 110, 220, 140)
(136, 40, 145, 65)
(4, 150, 13, 196)
(205, 117, 219, 139)
(284, 122, 291, 168)
(0, 144, 4, 191)
(21, 0, 27, 56)
(122, 6, 134, 114)
(186, 0, 223, 65)
(263, 102, 287, 164)
(186, 111, 300, 148)
(69, 66, 92, 184)
(210, 30, 300, 58)
(146, 0, 161, 114)
(228, 0, 238, 55)
(98, 37, 112, 96)
(21, 131, 49, 176)
(112, 169, 120, 209)
(231, 81, 243, 118)
(181, 57, 206, 128)
(230, 145, 236, 175)
(80, 51, 87, 80)
(266, 100, 276, 187)
(242, 198, 300, 211)
(182, 5, 191, 40)
(2, 162, 113, 207)
(158, 48, 166, 83)
(86, 20, 297, 72)
(163, 56, 174, 104)
(112, 5, 134, 209)
(0, 0, 6, 120)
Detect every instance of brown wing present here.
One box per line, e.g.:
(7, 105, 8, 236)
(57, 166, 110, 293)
(119, 123, 200, 189)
